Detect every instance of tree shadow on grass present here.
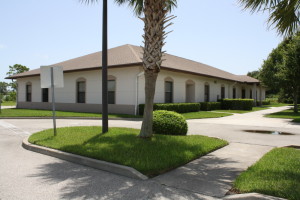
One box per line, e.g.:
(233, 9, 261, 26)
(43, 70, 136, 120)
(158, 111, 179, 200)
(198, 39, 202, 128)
(58, 133, 226, 177)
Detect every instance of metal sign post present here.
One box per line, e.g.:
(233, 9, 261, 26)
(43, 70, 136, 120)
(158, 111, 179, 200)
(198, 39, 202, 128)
(50, 67, 57, 136)
(40, 65, 64, 136)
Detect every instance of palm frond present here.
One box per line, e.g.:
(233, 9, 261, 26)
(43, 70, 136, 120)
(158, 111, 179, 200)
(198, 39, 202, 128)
(239, 0, 300, 36)
(114, 0, 177, 16)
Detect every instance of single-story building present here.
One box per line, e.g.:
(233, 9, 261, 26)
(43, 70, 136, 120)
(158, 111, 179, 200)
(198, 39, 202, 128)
(7, 44, 266, 115)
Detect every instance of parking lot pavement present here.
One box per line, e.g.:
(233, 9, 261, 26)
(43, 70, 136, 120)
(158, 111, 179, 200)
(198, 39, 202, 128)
(0, 119, 218, 200)
(0, 106, 298, 199)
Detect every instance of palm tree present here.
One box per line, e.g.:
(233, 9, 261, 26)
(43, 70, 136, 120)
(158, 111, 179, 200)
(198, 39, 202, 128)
(82, 0, 177, 137)
(239, 0, 300, 36)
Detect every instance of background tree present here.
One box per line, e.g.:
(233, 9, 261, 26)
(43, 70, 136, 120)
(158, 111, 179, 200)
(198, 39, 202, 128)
(6, 64, 29, 92)
(259, 40, 288, 96)
(259, 33, 300, 112)
(280, 34, 300, 112)
(83, 0, 177, 138)
(239, 0, 300, 36)
(6, 64, 29, 102)
(0, 82, 8, 95)
(246, 70, 260, 79)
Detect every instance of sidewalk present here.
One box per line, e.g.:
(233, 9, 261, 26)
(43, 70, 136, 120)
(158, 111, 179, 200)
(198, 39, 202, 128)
(154, 142, 273, 198)
(192, 106, 298, 129)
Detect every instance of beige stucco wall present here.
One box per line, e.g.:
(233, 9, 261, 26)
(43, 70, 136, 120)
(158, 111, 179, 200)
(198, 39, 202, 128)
(137, 69, 263, 104)
(16, 66, 266, 114)
(17, 66, 140, 105)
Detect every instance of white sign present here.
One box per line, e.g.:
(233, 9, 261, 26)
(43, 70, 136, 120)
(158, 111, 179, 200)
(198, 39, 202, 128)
(40, 66, 64, 88)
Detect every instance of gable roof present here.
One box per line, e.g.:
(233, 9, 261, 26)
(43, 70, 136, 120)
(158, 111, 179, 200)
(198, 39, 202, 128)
(7, 44, 259, 83)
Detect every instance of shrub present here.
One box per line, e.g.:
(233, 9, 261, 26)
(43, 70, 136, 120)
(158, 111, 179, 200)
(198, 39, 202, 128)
(139, 103, 200, 115)
(200, 102, 221, 111)
(153, 110, 188, 136)
(262, 100, 271, 105)
(222, 99, 254, 110)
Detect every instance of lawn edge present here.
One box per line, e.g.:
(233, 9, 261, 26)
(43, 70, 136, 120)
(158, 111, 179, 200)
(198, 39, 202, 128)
(22, 136, 148, 180)
(224, 192, 287, 200)
(0, 117, 142, 120)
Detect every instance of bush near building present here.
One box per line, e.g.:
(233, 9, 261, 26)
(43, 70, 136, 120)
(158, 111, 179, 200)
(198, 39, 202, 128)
(139, 103, 200, 115)
(153, 110, 188, 135)
(221, 99, 254, 110)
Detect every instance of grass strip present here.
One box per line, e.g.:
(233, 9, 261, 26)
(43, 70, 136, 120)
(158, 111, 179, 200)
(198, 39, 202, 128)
(0, 108, 138, 118)
(233, 148, 300, 200)
(213, 107, 269, 114)
(1, 101, 16, 106)
(265, 109, 300, 123)
(182, 111, 232, 119)
(29, 126, 228, 177)
(0, 108, 232, 120)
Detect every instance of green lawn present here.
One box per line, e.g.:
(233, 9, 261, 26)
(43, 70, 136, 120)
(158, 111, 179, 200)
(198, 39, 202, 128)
(233, 148, 300, 200)
(264, 103, 290, 107)
(213, 107, 269, 114)
(265, 109, 300, 123)
(182, 111, 232, 119)
(1, 101, 16, 106)
(0, 108, 233, 120)
(28, 126, 228, 176)
(0, 108, 138, 118)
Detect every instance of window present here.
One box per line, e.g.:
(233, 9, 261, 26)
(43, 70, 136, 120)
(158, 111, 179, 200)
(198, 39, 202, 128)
(186, 80, 195, 103)
(242, 88, 246, 99)
(26, 83, 32, 102)
(108, 80, 116, 104)
(204, 84, 210, 102)
(77, 81, 86, 103)
(250, 89, 253, 99)
(42, 88, 49, 102)
(221, 86, 225, 99)
(233, 87, 236, 99)
(165, 81, 173, 103)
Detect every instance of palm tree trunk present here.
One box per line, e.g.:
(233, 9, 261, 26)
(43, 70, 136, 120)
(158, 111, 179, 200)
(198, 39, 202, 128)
(138, 0, 169, 138)
(140, 71, 158, 137)
(294, 86, 298, 113)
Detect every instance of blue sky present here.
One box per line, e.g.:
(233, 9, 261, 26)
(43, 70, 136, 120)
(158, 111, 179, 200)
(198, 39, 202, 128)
(0, 0, 282, 82)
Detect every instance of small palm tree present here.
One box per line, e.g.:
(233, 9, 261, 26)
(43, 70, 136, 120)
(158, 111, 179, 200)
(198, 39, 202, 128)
(82, 0, 177, 138)
(239, 0, 300, 36)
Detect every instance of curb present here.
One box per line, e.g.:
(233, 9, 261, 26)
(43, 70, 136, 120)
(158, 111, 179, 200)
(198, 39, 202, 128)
(223, 193, 287, 200)
(22, 137, 148, 180)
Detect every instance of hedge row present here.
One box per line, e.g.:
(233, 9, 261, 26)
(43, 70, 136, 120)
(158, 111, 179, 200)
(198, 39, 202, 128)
(221, 99, 254, 110)
(139, 99, 255, 114)
(262, 100, 271, 105)
(200, 102, 221, 111)
(139, 103, 200, 115)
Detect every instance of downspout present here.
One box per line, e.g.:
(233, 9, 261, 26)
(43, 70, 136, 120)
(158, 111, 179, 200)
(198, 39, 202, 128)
(135, 71, 144, 115)
(16, 80, 18, 108)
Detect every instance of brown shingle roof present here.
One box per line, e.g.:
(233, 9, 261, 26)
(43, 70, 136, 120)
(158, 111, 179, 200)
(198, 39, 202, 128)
(7, 44, 259, 83)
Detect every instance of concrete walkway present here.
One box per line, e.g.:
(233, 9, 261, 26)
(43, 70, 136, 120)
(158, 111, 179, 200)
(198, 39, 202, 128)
(1, 106, 16, 109)
(198, 106, 298, 129)
(154, 143, 273, 198)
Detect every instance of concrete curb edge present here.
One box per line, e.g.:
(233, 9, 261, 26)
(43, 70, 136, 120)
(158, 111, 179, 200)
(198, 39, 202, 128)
(22, 137, 148, 180)
(223, 192, 287, 200)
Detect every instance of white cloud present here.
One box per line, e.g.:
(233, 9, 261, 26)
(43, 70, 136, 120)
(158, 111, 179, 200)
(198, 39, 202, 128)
(0, 44, 6, 49)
